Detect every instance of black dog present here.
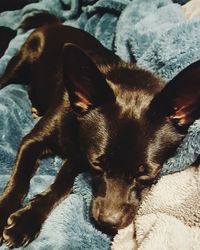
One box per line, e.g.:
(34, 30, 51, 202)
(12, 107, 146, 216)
(0, 13, 199, 248)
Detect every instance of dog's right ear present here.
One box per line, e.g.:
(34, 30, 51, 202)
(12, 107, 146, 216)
(62, 43, 115, 114)
(148, 60, 200, 131)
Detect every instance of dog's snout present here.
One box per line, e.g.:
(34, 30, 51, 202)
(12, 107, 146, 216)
(92, 197, 136, 231)
(98, 211, 122, 228)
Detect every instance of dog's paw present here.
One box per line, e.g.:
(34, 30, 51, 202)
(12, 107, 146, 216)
(0, 209, 9, 246)
(0, 197, 21, 246)
(3, 206, 42, 248)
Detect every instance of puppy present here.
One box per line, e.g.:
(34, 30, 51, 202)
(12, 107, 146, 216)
(0, 13, 199, 248)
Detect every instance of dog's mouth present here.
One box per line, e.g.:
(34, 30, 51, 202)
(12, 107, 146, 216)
(91, 207, 135, 234)
(93, 220, 118, 235)
(92, 216, 134, 235)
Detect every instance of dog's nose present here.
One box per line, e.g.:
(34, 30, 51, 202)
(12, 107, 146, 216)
(98, 212, 122, 228)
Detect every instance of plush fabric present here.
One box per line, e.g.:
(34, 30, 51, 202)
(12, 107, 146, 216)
(0, 0, 199, 249)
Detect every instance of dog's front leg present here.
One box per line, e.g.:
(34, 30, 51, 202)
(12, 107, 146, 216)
(0, 129, 50, 245)
(3, 159, 80, 248)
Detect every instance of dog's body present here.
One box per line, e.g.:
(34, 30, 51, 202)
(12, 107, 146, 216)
(0, 13, 199, 248)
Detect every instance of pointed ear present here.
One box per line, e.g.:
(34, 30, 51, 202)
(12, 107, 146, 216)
(149, 60, 200, 130)
(62, 43, 115, 114)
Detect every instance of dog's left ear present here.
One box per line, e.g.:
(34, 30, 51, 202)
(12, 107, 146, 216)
(149, 60, 200, 130)
(62, 43, 115, 114)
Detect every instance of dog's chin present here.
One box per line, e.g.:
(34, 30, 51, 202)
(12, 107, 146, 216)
(93, 221, 118, 236)
(91, 215, 134, 235)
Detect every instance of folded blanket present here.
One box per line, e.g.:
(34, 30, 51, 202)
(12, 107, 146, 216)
(0, 0, 200, 249)
(112, 165, 200, 250)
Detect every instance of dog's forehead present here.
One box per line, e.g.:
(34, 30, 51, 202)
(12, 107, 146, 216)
(105, 63, 163, 120)
(89, 111, 145, 170)
(80, 108, 144, 163)
(107, 119, 144, 163)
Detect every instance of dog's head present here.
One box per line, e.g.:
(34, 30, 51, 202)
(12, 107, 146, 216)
(62, 44, 200, 231)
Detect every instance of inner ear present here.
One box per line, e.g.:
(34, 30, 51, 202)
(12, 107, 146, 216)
(149, 60, 200, 129)
(62, 43, 115, 114)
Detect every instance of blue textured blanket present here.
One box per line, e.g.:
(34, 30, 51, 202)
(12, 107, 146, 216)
(0, 0, 200, 249)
